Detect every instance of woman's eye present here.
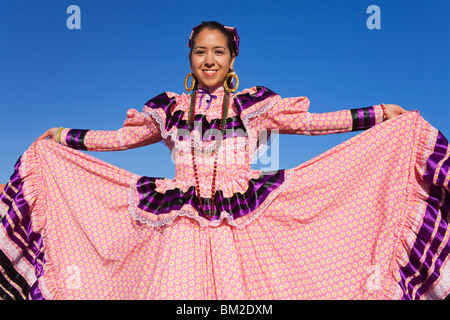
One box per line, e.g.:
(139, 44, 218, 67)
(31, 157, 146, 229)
(195, 50, 205, 55)
(215, 50, 224, 55)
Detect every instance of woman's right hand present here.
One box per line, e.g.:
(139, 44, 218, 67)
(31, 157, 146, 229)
(39, 127, 59, 141)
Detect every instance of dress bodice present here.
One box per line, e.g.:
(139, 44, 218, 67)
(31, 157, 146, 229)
(144, 86, 269, 198)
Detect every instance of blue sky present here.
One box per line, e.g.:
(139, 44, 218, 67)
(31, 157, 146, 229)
(0, 0, 449, 183)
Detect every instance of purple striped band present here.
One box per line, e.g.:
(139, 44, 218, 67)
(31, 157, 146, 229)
(145, 87, 277, 140)
(65, 129, 89, 150)
(398, 131, 450, 299)
(136, 170, 285, 221)
(0, 156, 46, 299)
(350, 106, 377, 131)
(145, 92, 177, 115)
(145, 93, 248, 142)
(233, 86, 278, 115)
(423, 133, 449, 185)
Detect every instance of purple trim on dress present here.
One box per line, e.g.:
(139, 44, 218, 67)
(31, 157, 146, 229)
(65, 129, 89, 150)
(233, 86, 278, 115)
(369, 106, 376, 127)
(398, 131, 450, 299)
(145, 92, 177, 115)
(423, 133, 448, 184)
(437, 156, 450, 187)
(136, 170, 285, 221)
(350, 106, 376, 131)
(0, 157, 46, 300)
(180, 115, 248, 141)
(29, 282, 45, 300)
(144, 88, 277, 142)
(357, 108, 365, 129)
(2, 187, 45, 277)
(145, 93, 248, 142)
(416, 190, 450, 298)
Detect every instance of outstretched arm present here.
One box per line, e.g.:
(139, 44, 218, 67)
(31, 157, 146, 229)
(248, 94, 408, 135)
(39, 108, 162, 151)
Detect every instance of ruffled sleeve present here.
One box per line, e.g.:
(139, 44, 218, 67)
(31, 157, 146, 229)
(141, 91, 189, 142)
(239, 86, 385, 135)
(59, 106, 164, 152)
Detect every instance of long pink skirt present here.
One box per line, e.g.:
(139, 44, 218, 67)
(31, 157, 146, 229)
(1, 111, 449, 300)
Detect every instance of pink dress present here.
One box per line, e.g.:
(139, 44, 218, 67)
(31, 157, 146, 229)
(1, 86, 449, 300)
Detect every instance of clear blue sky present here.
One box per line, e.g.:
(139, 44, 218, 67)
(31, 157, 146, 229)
(0, 0, 449, 183)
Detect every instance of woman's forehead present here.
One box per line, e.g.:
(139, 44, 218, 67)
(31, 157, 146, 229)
(193, 29, 228, 47)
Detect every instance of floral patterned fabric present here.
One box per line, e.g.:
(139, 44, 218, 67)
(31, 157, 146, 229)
(1, 86, 449, 299)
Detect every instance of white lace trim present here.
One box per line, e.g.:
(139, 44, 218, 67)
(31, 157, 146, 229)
(142, 109, 250, 154)
(117, 129, 126, 149)
(142, 109, 174, 142)
(240, 100, 277, 125)
(0, 202, 7, 220)
(240, 100, 281, 162)
(128, 169, 293, 229)
(18, 147, 35, 214)
(142, 96, 279, 161)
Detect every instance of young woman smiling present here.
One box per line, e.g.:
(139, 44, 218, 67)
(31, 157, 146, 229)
(1, 21, 449, 300)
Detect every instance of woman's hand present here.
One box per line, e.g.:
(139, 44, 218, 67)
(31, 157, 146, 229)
(384, 104, 408, 120)
(39, 127, 59, 141)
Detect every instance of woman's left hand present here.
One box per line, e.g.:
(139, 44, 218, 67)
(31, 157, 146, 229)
(384, 104, 409, 120)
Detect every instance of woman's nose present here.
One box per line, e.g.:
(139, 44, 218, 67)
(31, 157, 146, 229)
(203, 53, 215, 67)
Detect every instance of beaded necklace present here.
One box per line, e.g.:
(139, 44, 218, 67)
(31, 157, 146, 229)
(188, 84, 229, 219)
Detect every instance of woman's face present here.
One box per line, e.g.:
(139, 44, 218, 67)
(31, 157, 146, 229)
(190, 28, 235, 89)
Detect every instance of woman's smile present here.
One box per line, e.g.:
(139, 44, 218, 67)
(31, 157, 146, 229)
(202, 69, 219, 76)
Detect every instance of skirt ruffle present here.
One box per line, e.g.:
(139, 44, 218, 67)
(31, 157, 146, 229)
(1, 111, 449, 299)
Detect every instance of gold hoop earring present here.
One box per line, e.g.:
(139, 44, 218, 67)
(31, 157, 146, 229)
(184, 73, 196, 92)
(223, 71, 239, 93)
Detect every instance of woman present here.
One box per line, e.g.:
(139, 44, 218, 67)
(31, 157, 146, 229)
(1, 21, 449, 300)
